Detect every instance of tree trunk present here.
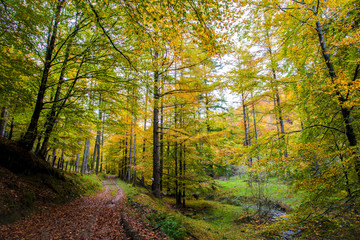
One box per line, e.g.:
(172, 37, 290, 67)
(100, 112, 105, 173)
(182, 144, 186, 208)
(57, 156, 61, 169)
(39, 27, 78, 157)
(178, 142, 183, 207)
(20, 0, 65, 151)
(81, 138, 90, 174)
(75, 153, 80, 172)
(252, 101, 259, 160)
(167, 140, 170, 192)
(128, 117, 134, 182)
(314, 15, 360, 182)
(174, 104, 180, 206)
(0, 106, 7, 137)
(152, 69, 161, 198)
(94, 97, 102, 175)
(133, 118, 137, 186)
(51, 148, 57, 167)
(160, 97, 164, 191)
(118, 139, 124, 178)
(123, 133, 128, 180)
(91, 144, 96, 172)
(242, 93, 249, 147)
(8, 117, 14, 140)
(60, 151, 64, 170)
(142, 85, 148, 166)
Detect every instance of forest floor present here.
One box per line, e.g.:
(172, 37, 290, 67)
(0, 177, 167, 240)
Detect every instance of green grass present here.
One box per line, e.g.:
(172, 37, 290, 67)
(66, 173, 103, 197)
(117, 180, 262, 239)
(215, 175, 301, 209)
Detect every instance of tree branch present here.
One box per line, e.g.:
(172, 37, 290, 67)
(160, 88, 202, 97)
(286, 124, 345, 134)
(346, 64, 360, 100)
(87, 0, 137, 72)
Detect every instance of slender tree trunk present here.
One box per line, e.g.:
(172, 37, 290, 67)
(128, 118, 134, 182)
(0, 106, 7, 137)
(95, 141, 100, 173)
(182, 144, 186, 208)
(133, 118, 137, 186)
(167, 140, 170, 192)
(242, 93, 249, 147)
(20, 0, 65, 151)
(143, 86, 148, 159)
(65, 158, 68, 172)
(39, 29, 77, 157)
(95, 96, 102, 174)
(91, 144, 96, 172)
(178, 142, 183, 207)
(174, 104, 180, 206)
(100, 113, 105, 173)
(242, 92, 252, 167)
(51, 148, 57, 167)
(118, 139, 124, 178)
(61, 151, 65, 170)
(252, 102, 258, 141)
(160, 98, 164, 191)
(57, 156, 61, 169)
(152, 68, 161, 198)
(175, 140, 179, 205)
(252, 101, 259, 160)
(75, 153, 80, 172)
(92, 94, 103, 174)
(8, 117, 14, 140)
(123, 133, 128, 180)
(81, 138, 90, 174)
(315, 15, 360, 182)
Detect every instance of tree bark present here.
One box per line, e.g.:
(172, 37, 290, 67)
(242, 93, 250, 148)
(51, 148, 57, 167)
(128, 117, 134, 182)
(0, 106, 7, 137)
(152, 69, 161, 198)
(315, 15, 360, 182)
(20, 0, 65, 151)
(123, 133, 128, 180)
(75, 153, 80, 172)
(133, 118, 137, 186)
(39, 25, 78, 157)
(182, 144, 186, 208)
(8, 117, 14, 140)
(174, 104, 180, 206)
(81, 138, 90, 174)
(160, 97, 164, 191)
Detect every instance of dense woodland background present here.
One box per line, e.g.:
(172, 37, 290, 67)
(1, 0, 360, 239)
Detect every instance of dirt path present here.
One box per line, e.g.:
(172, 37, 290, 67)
(0, 178, 128, 240)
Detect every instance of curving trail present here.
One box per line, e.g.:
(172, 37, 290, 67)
(0, 178, 128, 240)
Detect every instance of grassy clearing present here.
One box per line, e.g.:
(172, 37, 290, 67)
(215, 175, 301, 209)
(117, 180, 264, 239)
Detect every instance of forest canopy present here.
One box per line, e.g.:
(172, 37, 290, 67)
(1, 0, 360, 238)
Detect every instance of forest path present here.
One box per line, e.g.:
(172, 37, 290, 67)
(0, 177, 128, 240)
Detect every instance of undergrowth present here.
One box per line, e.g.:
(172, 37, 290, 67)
(116, 180, 259, 240)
